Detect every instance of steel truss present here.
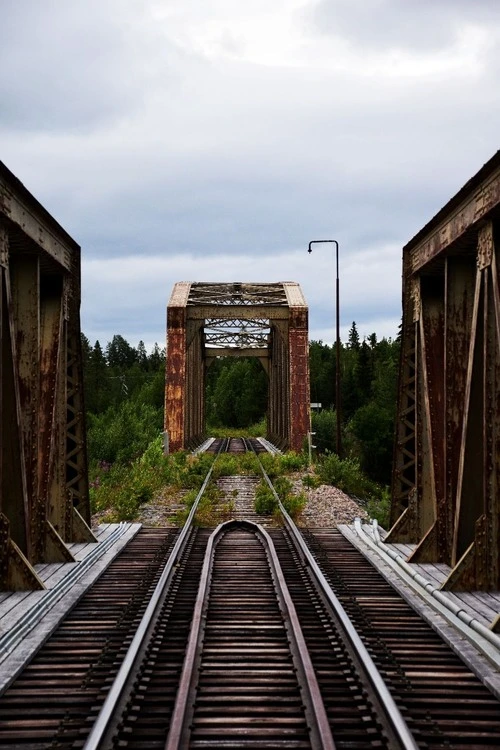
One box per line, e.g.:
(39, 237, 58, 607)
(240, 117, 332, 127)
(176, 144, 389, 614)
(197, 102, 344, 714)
(390, 151, 500, 591)
(0, 161, 94, 591)
(166, 281, 310, 453)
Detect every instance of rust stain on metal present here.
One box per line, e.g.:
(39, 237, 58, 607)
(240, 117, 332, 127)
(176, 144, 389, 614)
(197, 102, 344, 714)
(1, 163, 91, 587)
(392, 153, 500, 589)
(165, 282, 310, 453)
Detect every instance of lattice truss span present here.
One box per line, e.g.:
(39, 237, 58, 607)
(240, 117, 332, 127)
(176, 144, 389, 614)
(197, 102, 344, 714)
(165, 282, 310, 453)
(203, 318, 271, 351)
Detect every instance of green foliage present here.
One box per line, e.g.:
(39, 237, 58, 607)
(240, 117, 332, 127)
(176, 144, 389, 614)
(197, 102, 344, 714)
(366, 486, 391, 529)
(181, 454, 215, 488)
(258, 453, 282, 478)
(309, 340, 335, 408)
(87, 398, 162, 465)
(311, 410, 337, 454)
(83, 335, 166, 418)
(90, 458, 157, 521)
(254, 483, 277, 514)
(273, 476, 293, 499)
(211, 452, 261, 478)
(279, 451, 308, 472)
(282, 491, 307, 519)
(207, 419, 267, 438)
(316, 453, 371, 498)
(174, 485, 235, 527)
(302, 473, 321, 489)
(89, 437, 217, 521)
(349, 403, 394, 484)
(316, 451, 391, 528)
(206, 358, 267, 428)
(254, 476, 306, 520)
(309, 325, 400, 486)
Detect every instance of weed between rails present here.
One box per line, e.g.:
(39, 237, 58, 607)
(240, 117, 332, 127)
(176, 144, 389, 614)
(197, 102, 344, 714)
(90, 435, 389, 529)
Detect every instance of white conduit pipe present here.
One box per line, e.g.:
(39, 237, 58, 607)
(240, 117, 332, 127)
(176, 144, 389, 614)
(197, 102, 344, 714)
(354, 518, 500, 656)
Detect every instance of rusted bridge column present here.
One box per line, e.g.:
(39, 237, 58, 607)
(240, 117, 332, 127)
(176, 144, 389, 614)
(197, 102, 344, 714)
(286, 284, 310, 453)
(390, 152, 500, 590)
(0, 162, 94, 591)
(165, 283, 189, 453)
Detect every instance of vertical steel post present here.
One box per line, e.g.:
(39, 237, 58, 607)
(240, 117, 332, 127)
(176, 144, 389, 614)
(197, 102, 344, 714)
(308, 240, 342, 456)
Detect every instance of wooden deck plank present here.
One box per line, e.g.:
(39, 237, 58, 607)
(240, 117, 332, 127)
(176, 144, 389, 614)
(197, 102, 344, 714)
(391, 542, 415, 557)
(0, 592, 45, 631)
(0, 523, 141, 695)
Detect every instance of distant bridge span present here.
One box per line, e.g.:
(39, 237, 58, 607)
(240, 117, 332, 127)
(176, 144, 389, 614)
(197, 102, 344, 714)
(165, 281, 310, 452)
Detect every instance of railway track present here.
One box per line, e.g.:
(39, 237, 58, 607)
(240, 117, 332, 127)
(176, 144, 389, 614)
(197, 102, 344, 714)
(0, 440, 499, 748)
(302, 529, 500, 749)
(205, 437, 269, 454)
(0, 528, 179, 747)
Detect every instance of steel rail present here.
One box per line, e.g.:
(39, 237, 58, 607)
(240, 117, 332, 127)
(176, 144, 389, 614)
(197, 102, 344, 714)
(165, 519, 335, 750)
(247, 441, 419, 750)
(82, 439, 228, 750)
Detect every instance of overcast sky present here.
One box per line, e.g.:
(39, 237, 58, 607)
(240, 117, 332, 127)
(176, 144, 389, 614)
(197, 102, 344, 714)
(2, 0, 500, 351)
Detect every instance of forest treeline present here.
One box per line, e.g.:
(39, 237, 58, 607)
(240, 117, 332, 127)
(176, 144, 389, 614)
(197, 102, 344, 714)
(82, 322, 400, 485)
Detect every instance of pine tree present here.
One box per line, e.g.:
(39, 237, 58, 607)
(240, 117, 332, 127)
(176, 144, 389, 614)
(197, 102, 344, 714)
(348, 321, 360, 350)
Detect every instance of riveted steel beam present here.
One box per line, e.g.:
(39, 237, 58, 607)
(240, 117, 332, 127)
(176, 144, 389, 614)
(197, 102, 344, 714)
(392, 152, 500, 589)
(1, 164, 92, 588)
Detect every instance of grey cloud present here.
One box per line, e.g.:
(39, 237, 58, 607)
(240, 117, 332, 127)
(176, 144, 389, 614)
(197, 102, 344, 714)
(310, 0, 500, 51)
(3, 0, 500, 348)
(0, 0, 183, 132)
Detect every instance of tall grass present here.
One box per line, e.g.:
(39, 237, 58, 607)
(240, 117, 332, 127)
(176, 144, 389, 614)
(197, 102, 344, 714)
(316, 452, 390, 527)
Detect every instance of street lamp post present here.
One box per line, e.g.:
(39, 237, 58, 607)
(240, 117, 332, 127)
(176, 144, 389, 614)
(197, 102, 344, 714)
(307, 240, 342, 457)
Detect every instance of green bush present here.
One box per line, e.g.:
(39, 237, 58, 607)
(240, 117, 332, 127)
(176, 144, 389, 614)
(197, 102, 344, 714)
(366, 486, 391, 528)
(282, 491, 306, 519)
(258, 454, 282, 479)
(279, 451, 308, 472)
(254, 482, 278, 514)
(311, 410, 338, 454)
(253, 476, 306, 520)
(349, 403, 394, 484)
(89, 437, 218, 521)
(273, 476, 293, 499)
(90, 458, 158, 521)
(180, 454, 214, 488)
(317, 453, 370, 498)
(211, 454, 240, 479)
(316, 451, 391, 528)
(88, 399, 162, 465)
(302, 473, 321, 489)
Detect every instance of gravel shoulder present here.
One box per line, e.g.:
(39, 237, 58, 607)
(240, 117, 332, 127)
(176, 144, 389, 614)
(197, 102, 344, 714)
(293, 479, 369, 527)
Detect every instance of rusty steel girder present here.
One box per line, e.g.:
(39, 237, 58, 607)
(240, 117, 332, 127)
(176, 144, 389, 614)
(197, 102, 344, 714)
(0, 162, 94, 590)
(390, 151, 500, 591)
(165, 282, 310, 452)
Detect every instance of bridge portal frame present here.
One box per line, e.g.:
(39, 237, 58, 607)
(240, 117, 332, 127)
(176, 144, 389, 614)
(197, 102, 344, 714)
(0, 162, 94, 591)
(390, 151, 500, 591)
(165, 281, 310, 453)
